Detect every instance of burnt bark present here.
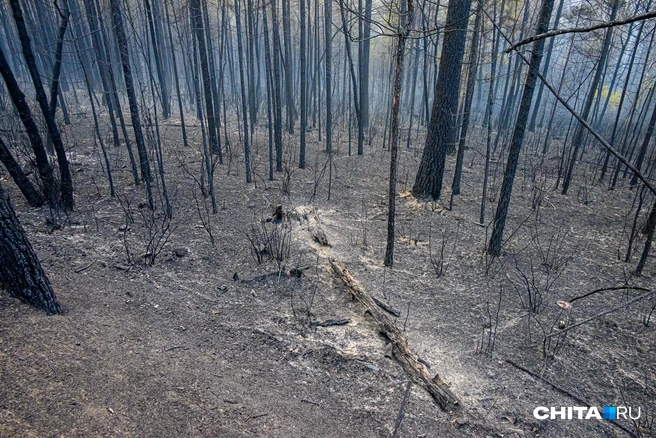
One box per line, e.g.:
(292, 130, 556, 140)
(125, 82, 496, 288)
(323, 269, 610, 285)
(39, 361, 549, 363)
(0, 180, 61, 314)
(10, 0, 74, 211)
(488, 0, 556, 256)
(0, 137, 44, 207)
(110, 0, 153, 209)
(0, 46, 58, 207)
(412, 0, 471, 200)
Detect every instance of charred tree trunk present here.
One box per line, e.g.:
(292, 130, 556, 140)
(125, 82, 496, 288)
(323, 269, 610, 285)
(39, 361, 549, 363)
(234, 0, 252, 183)
(412, 0, 471, 200)
(384, 0, 414, 267)
(325, 0, 333, 154)
(270, 0, 284, 171)
(299, 0, 307, 168)
(0, 47, 58, 207)
(48, 3, 70, 123)
(10, 0, 74, 211)
(190, 0, 220, 157)
(282, 0, 295, 133)
(561, 0, 619, 195)
(488, 0, 555, 256)
(631, 82, 656, 187)
(451, 0, 482, 205)
(110, 0, 153, 209)
(0, 137, 44, 207)
(164, 0, 188, 148)
(144, 0, 170, 119)
(0, 180, 61, 314)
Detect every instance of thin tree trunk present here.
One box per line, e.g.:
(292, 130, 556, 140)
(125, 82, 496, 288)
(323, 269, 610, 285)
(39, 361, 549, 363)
(0, 137, 44, 207)
(325, 0, 333, 154)
(144, 0, 170, 118)
(164, 0, 188, 148)
(561, 0, 620, 195)
(631, 82, 656, 186)
(10, 0, 74, 211)
(234, 0, 252, 183)
(488, 0, 555, 256)
(282, 0, 295, 133)
(74, 35, 114, 197)
(384, 0, 414, 267)
(270, 0, 284, 171)
(0, 47, 58, 207)
(110, 0, 153, 209)
(299, 0, 307, 168)
(451, 0, 482, 205)
(48, 3, 69, 123)
(190, 0, 220, 158)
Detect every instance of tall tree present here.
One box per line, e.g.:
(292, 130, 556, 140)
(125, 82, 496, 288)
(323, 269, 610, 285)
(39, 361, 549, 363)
(488, 0, 556, 256)
(561, 0, 620, 195)
(144, 0, 170, 118)
(412, 0, 471, 200)
(384, 0, 414, 267)
(528, 0, 565, 132)
(234, 0, 252, 183)
(0, 137, 44, 207)
(451, 0, 482, 206)
(270, 0, 284, 171)
(325, 0, 333, 154)
(9, 0, 74, 211)
(299, 0, 307, 168)
(0, 46, 58, 207)
(0, 180, 61, 314)
(110, 0, 154, 209)
(282, 0, 296, 133)
(190, 0, 220, 157)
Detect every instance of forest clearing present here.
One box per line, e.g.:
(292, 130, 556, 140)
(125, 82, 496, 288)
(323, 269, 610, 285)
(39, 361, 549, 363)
(1, 0, 656, 436)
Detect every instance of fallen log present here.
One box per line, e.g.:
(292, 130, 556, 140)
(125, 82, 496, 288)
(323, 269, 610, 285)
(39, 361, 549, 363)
(329, 260, 460, 413)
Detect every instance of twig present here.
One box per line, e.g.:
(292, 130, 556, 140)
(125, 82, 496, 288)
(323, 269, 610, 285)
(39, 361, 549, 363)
(373, 297, 402, 317)
(569, 286, 650, 303)
(392, 381, 413, 438)
(545, 289, 656, 339)
(311, 318, 351, 327)
(301, 399, 321, 406)
(484, 8, 656, 197)
(505, 10, 656, 52)
(75, 260, 96, 273)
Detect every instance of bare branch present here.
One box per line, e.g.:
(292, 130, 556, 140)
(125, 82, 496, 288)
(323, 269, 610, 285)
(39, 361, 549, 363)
(505, 10, 656, 53)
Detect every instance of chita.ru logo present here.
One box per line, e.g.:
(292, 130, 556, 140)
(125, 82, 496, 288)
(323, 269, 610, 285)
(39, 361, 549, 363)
(533, 406, 641, 420)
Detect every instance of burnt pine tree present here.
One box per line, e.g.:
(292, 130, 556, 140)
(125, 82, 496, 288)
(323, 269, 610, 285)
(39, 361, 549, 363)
(234, 0, 252, 183)
(9, 0, 74, 211)
(488, 0, 556, 256)
(299, 0, 307, 168)
(110, 0, 154, 209)
(412, 0, 471, 200)
(0, 46, 58, 207)
(144, 0, 170, 119)
(48, 2, 69, 123)
(325, 0, 333, 154)
(451, 0, 483, 206)
(0, 137, 44, 207)
(561, 0, 620, 193)
(384, 0, 414, 267)
(190, 0, 220, 157)
(0, 180, 61, 314)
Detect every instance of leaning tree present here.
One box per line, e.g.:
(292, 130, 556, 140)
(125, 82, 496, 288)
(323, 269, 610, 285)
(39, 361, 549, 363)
(0, 180, 61, 314)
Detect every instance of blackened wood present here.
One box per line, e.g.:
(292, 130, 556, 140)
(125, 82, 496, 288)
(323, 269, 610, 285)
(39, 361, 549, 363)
(0, 180, 61, 314)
